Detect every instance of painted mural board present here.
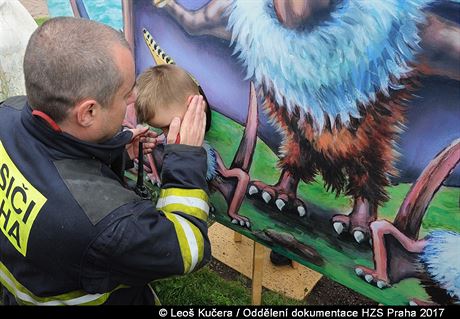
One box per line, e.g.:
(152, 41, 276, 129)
(53, 0, 460, 305)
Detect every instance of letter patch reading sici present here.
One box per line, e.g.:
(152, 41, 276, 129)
(0, 141, 47, 256)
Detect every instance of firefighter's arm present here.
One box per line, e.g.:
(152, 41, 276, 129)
(80, 144, 210, 291)
(155, 143, 212, 274)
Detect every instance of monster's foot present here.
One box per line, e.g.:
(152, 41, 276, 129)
(208, 204, 250, 229)
(355, 266, 391, 289)
(229, 213, 251, 229)
(332, 197, 376, 244)
(332, 214, 372, 244)
(247, 181, 307, 217)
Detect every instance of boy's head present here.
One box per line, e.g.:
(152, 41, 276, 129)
(135, 64, 200, 132)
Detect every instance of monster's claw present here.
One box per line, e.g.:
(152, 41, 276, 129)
(262, 191, 272, 203)
(248, 180, 307, 218)
(333, 222, 345, 235)
(297, 205, 307, 217)
(248, 185, 258, 195)
(353, 230, 365, 243)
(365, 274, 373, 283)
(275, 199, 286, 211)
(229, 215, 251, 229)
(355, 266, 390, 288)
(332, 214, 350, 236)
(376, 280, 389, 289)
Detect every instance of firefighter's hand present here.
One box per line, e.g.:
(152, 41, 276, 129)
(167, 95, 206, 146)
(126, 125, 159, 160)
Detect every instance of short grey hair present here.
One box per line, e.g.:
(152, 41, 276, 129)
(23, 17, 131, 123)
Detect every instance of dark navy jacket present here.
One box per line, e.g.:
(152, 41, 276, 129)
(0, 96, 211, 305)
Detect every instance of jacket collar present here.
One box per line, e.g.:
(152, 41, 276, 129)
(21, 103, 132, 166)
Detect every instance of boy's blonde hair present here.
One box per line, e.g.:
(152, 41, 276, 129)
(135, 64, 199, 124)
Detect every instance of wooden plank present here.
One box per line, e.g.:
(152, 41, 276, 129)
(251, 241, 265, 305)
(209, 224, 322, 301)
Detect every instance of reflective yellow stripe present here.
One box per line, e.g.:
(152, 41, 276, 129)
(157, 202, 208, 221)
(174, 214, 204, 273)
(187, 217, 204, 270)
(157, 188, 209, 222)
(165, 212, 206, 273)
(164, 213, 192, 273)
(159, 189, 207, 273)
(0, 261, 124, 305)
(159, 188, 208, 203)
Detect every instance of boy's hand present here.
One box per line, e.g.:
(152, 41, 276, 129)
(167, 95, 206, 146)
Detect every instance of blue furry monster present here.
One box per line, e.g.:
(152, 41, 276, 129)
(154, 0, 459, 245)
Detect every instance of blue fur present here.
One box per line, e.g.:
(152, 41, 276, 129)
(420, 230, 460, 303)
(226, 0, 431, 130)
(203, 141, 218, 181)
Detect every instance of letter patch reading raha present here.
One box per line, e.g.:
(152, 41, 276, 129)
(0, 141, 47, 256)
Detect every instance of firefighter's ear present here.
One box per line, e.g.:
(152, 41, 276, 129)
(75, 99, 100, 127)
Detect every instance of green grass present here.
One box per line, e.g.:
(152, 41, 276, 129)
(152, 266, 303, 305)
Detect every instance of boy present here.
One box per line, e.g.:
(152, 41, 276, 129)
(136, 64, 211, 136)
(135, 64, 217, 180)
(134, 64, 251, 227)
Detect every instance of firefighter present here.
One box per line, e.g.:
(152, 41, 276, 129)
(0, 17, 210, 305)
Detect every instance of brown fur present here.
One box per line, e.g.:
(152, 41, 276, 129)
(262, 75, 420, 207)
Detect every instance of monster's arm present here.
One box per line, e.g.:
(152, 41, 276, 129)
(154, 0, 232, 41)
(394, 138, 460, 238)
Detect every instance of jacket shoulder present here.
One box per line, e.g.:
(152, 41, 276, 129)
(54, 158, 141, 225)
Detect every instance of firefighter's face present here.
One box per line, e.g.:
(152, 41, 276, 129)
(99, 45, 136, 141)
